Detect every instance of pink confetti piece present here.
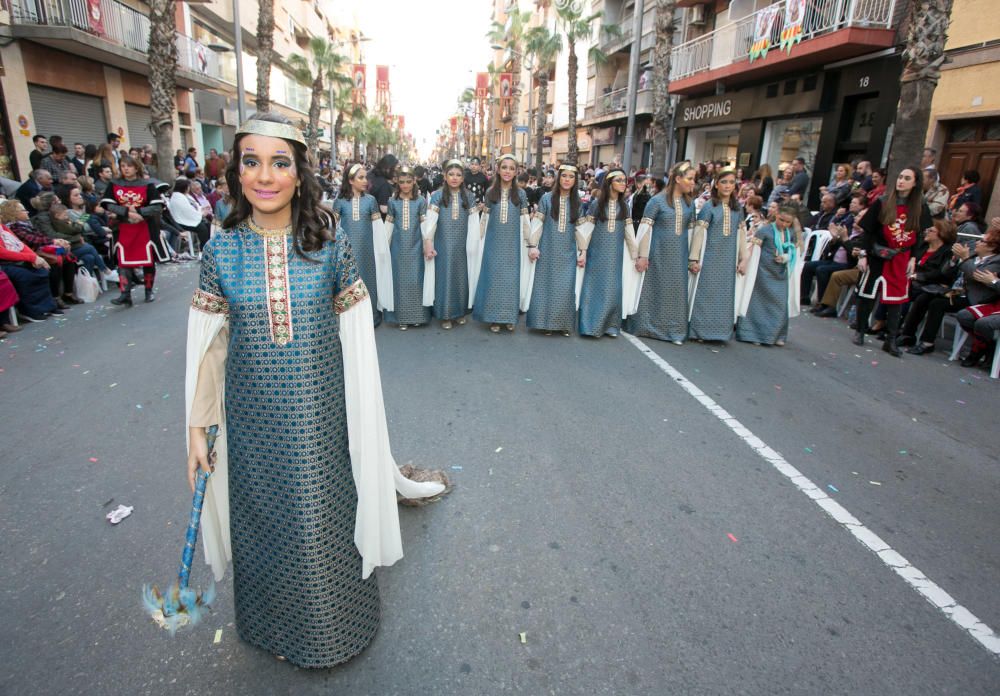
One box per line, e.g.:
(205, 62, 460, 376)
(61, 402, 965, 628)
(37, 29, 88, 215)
(88, 457, 98, 463)
(727, 533, 738, 543)
(871, 361, 878, 366)
(774, 385, 782, 390)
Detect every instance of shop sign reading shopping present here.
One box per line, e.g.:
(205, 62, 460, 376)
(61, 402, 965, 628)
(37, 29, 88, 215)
(683, 99, 733, 123)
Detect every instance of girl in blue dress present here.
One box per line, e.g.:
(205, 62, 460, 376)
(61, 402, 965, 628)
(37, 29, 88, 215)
(424, 159, 475, 328)
(579, 169, 629, 337)
(333, 163, 383, 326)
(385, 165, 430, 329)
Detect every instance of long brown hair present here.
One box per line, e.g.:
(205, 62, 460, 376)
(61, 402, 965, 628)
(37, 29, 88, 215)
(551, 169, 581, 223)
(593, 171, 623, 223)
(486, 160, 523, 206)
(222, 112, 332, 261)
(664, 161, 695, 210)
(878, 165, 923, 233)
(710, 171, 741, 211)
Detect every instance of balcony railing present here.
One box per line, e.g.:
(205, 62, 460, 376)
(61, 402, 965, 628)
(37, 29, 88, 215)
(670, 0, 898, 81)
(589, 87, 654, 119)
(601, 19, 633, 53)
(10, 0, 223, 81)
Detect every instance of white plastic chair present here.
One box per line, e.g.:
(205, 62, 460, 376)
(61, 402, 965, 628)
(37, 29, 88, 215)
(836, 286, 854, 318)
(810, 230, 832, 261)
(991, 330, 1000, 379)
(948, 316, 968, 361)
(7, 307, 17, 327)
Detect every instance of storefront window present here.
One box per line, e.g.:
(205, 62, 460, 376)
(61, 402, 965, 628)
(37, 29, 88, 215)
(761, 117, 822, 185)
(684, 125, 739, 166)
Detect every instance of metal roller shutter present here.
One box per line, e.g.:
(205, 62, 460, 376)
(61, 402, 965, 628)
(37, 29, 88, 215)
(27, 85, 107, 150)
(125, 102, 155, 149)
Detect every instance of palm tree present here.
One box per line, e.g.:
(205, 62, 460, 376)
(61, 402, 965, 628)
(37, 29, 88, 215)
(330, 88, 355, 165)
(887, 0, 954, 178)
(487, 9, 533, 158)
(485, 63, 499, 161)
(147, 0, 177, 182)
(524, 25, 561, 171)
(557, 4, 615, 165)
(288, 38, 352, 154)
(255, 0, 275, 112)
(341, 109, 367, 162)
(650, 1, 677, 175)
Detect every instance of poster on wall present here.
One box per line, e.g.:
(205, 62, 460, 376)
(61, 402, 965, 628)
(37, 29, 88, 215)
(749, 4, 781, 62)
(780, 0, 806, 54)
(86, 0, 105, 37)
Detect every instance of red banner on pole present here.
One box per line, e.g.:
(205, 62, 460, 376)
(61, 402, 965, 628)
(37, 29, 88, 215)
(351, 64, 366, 106)
(449, 117, 458, 134)
(376, 65, 389, 90)
(397, 116, 405, 131)
(499, 73, 512, 104)
(476, 72, 489, 101)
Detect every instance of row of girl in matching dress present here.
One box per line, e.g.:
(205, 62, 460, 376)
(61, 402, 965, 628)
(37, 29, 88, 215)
(332, 156, 804, 345)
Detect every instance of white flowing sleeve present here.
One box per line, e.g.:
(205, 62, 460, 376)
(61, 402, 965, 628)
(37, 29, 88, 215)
(519, 212, 537, 312)
(575, 218, 595, 310)
(737, 238, 762, 318)
(338, 286, 446, 578)
(688, 219, 708, 321)
(185, 295, 231, 583)
(372, 215, 394, 312)
(421, 206, 438, 307)
(621, 220, 642, 318)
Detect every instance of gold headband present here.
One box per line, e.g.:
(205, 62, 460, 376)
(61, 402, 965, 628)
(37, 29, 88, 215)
(348, 163, 364, 179)
(674, 161, 692, 175)
(396, 165, 414, 177)
(558, 164, 578, 174)
(717, 166, 737, 177)
(235, 119, 306, 146)
(444, 159, 464, 170)
(607, 169, 626, 182)
(497, 154, 517, 165)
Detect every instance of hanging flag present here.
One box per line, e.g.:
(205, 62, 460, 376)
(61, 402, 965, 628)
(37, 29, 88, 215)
(352, 64, 367, 106)
(376, 65, 390, 90)
(397, 116, 405, 131)
(749, 4, 781, 62)
(779, 0, 806, 54)
(499, 73, 513, 105)
(449, 117, 458, 134)
(476, 72, 489, 101)
(86, 0, 105, 36)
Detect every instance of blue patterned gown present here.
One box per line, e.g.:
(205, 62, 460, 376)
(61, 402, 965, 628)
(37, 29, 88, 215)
(527, 192, 578, 333)
(384, 197, 430, 326)
(473, 188, 525, 326)
(579, 198, 627, 337)
(624, 195, 693, 342)
(195, 223, 379, 668)
(429, 189, 474, 320)
(737, 225, 795, 345)
(333, 194, 382, 326)
(690, 201, 743, 341)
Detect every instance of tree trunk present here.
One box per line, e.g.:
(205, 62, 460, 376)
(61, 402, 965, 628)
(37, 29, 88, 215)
(650, 0, 677, 176)
(887, 0, 954, 180)
(534, 72, 548, 171)
(478, 101, 486, 159)
(147, 0, 177, 183)
(511, 55, 522, 160)
(353, 136, 361, 163)
(487, 88, 496, 161)
(566, 42, 578, 165)
(333, 111, 344, 166)
(306, 76, 323, 156)
(255, 0, 275, 113)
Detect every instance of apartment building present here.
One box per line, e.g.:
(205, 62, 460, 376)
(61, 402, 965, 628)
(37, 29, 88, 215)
(669, 0, 906, 206)
(924, 0, 1000, 219)
(0, 0, 356, 179)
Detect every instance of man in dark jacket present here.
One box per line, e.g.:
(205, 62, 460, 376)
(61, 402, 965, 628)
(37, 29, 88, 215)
(465, 157, 489, 205)
(15, 170, 53, 214)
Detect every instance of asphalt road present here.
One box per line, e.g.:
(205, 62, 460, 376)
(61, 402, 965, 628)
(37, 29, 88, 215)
(1, 262, 997, 695)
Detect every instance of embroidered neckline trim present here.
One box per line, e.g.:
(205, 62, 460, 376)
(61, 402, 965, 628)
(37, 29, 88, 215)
(246, 218, 293, 237)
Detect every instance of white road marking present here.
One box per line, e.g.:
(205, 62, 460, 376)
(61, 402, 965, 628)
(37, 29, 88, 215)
(623, 332, 1000, 656)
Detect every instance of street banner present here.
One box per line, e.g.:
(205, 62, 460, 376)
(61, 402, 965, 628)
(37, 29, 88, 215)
(499, 73, 513, 106)
(86, 0, 105, 37)
(449, 117, 458, 134)
(376, 65, 390, 91)
(748, 4, 781, 62)
(397, 116, 405, 131)
(476, 72, 489, 101)
(352, 64, 366, 106)
(779, 0, 806, 54)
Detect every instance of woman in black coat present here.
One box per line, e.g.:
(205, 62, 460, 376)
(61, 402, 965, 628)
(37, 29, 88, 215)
(898, 219, 959, 354)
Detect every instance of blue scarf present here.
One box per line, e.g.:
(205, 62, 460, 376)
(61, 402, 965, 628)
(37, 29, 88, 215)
(771, 223, 797, 266)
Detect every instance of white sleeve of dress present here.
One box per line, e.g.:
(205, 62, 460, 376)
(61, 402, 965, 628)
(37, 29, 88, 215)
(372, 216, 394, 312)
(421, 208, 438, 306)
(575, 219, 595, 310)
(339, 292, 446, 579)
(737, 240, 762, 318)
(466, 210, 481, 306)
(184, 306, 231, 583)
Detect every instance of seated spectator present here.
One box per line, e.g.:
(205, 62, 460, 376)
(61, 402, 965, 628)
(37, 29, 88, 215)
(753, 164, 774, 203)
(821, 164, 853, 206)
(0, 269, 23, 337)
(0, 220, 58, 321)
(82, 144, 99, 178)
(60, 185, 116, 278)
(922, 168, 949, 219)
(853, 160, 873, 191)
(897, 219, 960, 354)
(808, 193, 837, 235)
(40, 144, 75, 181)
(189, 180, 213, 221)
(768, 167, 793, 205)
(952, 201, 983, 241)
(812, 194, 869, 317)
(949, 170, 982, 214)
(0, 199, 78, 305)
(93, 164, 114, 198)
(804, 194, 866, 310)
(866, 169, 886, 206)
(903, 230, 1000, 360)
(212, 179, 232, 222)
(71, 143, 86, 176)
(31, 192, 112, 282)
(167, 178, 210, 253)
(955, 223, 1000, 369)
(15, 170, 53, 213)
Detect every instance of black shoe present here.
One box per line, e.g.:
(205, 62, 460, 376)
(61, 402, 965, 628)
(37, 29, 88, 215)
(961, 350, 985, 368)
(874, 330, 887, 341)
(882, 337, 902, 358)
(18, 313, 46, 323)
(61, 295, 85, 305)
(905, 343, 934, 355)
(144, 289, 156, 303)
(848, 322, 858, 331)
(852, 331, 864, 346)
(47, 308, 65, 316)
(816, 306, 837, 318)
(111, 291, 133, 307)
(896, 335, 916, 347)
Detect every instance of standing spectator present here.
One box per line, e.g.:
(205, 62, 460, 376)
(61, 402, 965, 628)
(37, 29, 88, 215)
(89, 144, 118, 180)
(768, 167, 793, 205)
(464, 157, 489, 205)
(70, 143, 86, 176)
(173, 149, 185, 174)
(182, 147, 199, 177)
(368, 154, 397, 216)
(204, 148, 222, 181)
(106, 132, 122, 163)
(949, 170, 982, 213)
(28, 135, 49, 171)
(15, 170, 53, 212)
(922, 168, 949, 218)
(853, 160, 874, 191)
(142, 144, 157, 171)
(753, 163, 774, 203)
(631, 173, 651, 226)
(40, 144, 75, 181)
(787, 157, 809, 199)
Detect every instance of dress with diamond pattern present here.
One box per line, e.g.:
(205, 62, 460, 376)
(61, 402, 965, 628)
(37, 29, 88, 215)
(333, 193, 381, 325)
(429, 189, 474, 320)
(473, 189, 525, 326)
(527, 192, 578, 332)
(690, 201, 742, 341)
(579, 200, 626, 337)
(384, 197, 430, 326)
(736, 225, 793, 345)
(624, 195, 693, 342)
(198, 224, 379, 668)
